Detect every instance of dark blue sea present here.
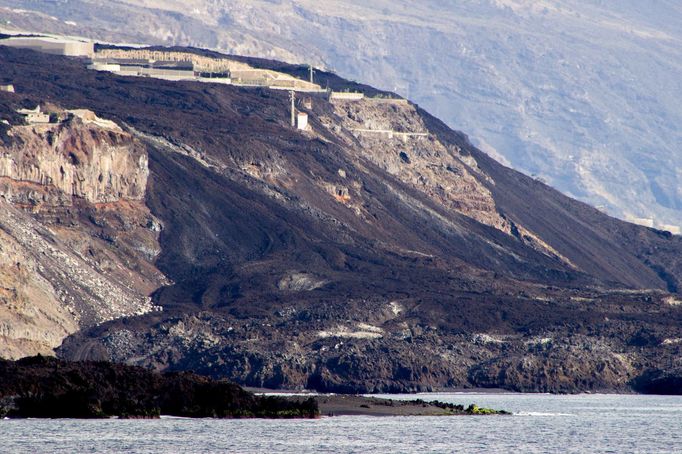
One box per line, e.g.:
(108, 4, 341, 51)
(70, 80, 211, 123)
(2, 393, 681, 453)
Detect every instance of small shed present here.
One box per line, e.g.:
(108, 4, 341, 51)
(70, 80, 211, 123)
(297, 112, 309, 130)
(17, 106, 50, 124)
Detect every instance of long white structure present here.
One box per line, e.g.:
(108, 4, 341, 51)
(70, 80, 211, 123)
(88, 62, 122, 72)
(329, 91, 365, 101)
(629, 218, 655, 228)
(1, 37, 94, 57)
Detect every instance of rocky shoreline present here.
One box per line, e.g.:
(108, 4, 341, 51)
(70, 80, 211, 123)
(0, 357, 318, 419)
(298, 395, 509, 417)
(0, 357, 510, 418)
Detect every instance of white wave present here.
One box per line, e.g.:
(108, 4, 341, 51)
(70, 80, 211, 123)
(515, 411, 575, 417)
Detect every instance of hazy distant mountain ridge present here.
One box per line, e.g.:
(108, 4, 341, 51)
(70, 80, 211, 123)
(1, 0, 681, 229)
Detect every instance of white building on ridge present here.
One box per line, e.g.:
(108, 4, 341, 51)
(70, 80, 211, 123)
(17, 106, 51, 124)
(1, 36, 94, 58)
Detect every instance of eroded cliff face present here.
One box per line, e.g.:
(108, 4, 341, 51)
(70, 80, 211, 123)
(0, 224, 78, 358)
(324, 98, 502, 228)
(0, 110, 148, 207)
(0, 110, 166, 359)
(319, 98, 574, 265)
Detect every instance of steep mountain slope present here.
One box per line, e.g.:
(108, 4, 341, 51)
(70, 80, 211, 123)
(1, 0, 681, 231)
(0, 106, 165, 358)
(0, 45, 680, 393)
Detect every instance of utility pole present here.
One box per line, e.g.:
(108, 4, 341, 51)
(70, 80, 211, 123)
(290, 90, 296, 127)
(309, 65, 314, 84)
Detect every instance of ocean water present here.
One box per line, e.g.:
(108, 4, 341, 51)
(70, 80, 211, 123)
(1, 393, 681, 453)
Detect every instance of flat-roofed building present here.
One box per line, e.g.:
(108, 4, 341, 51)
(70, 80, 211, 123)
(329, 91, 365, 101)
(87, 62, 122, 72)
(1, 37, 94, 58)
(115, 65, 145, 76)
(17, 106, 51, 124)
(139, 67, 196, 81)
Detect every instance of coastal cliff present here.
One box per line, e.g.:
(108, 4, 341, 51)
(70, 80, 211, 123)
(0, 44, 680, 394)
(0, 107, 166, 358)
(0, 109, 147, 206)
